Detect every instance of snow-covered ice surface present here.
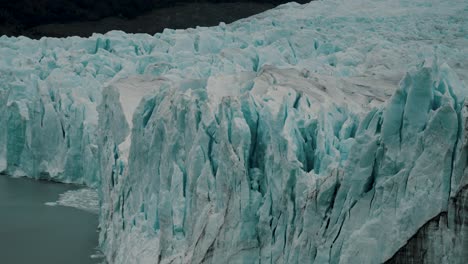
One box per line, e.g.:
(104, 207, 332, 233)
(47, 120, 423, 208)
(46, 188, 99, 214)
(1, 0, 468, 263)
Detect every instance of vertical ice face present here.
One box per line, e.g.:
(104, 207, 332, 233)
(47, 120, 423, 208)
(387, 186, 468, 264)
(0, 0, 467, 263)
(97, 61, 468, 263)
(330, 62, 465, 264)
(0, 78, 9, 172)
(93, 1, 468, 262)
(0, 65, 102, 184)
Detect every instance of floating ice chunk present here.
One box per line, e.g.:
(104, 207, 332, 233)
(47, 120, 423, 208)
(46, 188, 99, 214)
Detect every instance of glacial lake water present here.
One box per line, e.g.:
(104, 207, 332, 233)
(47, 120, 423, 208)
(0, 175, 102, 264)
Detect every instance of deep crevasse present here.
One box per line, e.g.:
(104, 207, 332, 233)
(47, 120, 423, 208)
(0, 0, 467, 263)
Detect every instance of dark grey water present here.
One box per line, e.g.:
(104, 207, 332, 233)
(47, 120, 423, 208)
(0, 175, 101, 264)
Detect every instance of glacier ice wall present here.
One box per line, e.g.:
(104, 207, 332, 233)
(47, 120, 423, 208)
(1, 0, 467, 186)
(0, 80, 8, 172)
(99, 57, 468, 263)
(94, 1, 468, 263)
(94, 0, 468, 262)
(387, 185, 468, 263)
(0, 0, 467, 263)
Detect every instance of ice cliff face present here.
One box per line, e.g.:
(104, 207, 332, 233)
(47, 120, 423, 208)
(95, 1, 468, 263)
(1, 0, 467, 263)
(387, 185, 468, 263)
(99, 59, 468, 263)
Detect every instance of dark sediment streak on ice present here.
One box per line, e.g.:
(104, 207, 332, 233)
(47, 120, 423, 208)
(387, 186, 468, 264)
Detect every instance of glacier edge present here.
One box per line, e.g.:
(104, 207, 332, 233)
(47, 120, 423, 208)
(97, 60, 468, 263)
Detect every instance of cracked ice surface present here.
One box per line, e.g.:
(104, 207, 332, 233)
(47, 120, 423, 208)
(96, 1, 468, 263)
(1, 0, 466, 185)
(0, 0, 467, 263)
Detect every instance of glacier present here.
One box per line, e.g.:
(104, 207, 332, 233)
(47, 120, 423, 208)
(1, 0, 468, 263)
(98, 62, 468, 264)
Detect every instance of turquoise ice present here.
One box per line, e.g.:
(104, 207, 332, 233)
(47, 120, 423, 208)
(99, 60, 468, 263)
(1, 0, 467, 263)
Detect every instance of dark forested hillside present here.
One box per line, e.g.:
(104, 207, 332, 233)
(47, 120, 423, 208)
(0, 0, 310, 38)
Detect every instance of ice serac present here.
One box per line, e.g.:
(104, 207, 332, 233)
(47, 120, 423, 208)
(0, 37, 110, 184)
(330, 61, 466, 264)
(98, 58, 468, 264)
